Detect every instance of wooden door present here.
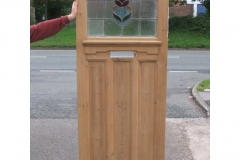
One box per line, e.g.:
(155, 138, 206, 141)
(76, 0, 168, 159)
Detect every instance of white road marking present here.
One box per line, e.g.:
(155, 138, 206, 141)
(40, 70, 75, 73)
(169, 71, 198, 73)
(49, 55, 75, 57)
(30, 56, 47, 58)
(168, 56, 180, 58)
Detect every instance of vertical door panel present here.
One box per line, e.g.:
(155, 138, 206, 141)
(113, 61, 132, 160)
(88, 61, 106, 160)
(137, 62, 156, 160)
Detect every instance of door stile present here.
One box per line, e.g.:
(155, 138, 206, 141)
(106, 57, 114, 160)
(132, 58, 139, 160)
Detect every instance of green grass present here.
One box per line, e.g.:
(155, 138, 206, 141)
(31, 27, 210, 48)
(30, 26, 76, 47)
(168, 30, 210, 48)
(197, 79, 210, 91)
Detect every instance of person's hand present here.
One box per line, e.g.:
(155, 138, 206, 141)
(68, 1, 78, 21)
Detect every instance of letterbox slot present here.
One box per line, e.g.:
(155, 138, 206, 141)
(110, 51, 134, 58)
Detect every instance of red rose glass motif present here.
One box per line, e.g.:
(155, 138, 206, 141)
(115, 0, 129, 7)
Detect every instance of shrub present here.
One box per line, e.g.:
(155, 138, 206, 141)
(169, 14, 210, 36)
(189, 14, 210, 35)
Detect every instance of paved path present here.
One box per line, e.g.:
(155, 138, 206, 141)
(31, 118, 209, 160)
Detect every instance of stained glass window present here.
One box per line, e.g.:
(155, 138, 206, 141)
(87, 0, 157, 37)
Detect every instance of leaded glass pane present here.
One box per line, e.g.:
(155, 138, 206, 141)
(87, 2, 104, 18)
(141, 1, 156, 18)
(87, 0, 157, 37)
(105, 20, 122, 36)
(88, 20, 104, 36)
(123, 19, 139, 36)
(141, 20, 156, 36)
(129, 2, 140, 18)
(105, 1, 115, 18)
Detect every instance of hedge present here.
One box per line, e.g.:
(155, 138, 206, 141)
(169, 14, 210, 36)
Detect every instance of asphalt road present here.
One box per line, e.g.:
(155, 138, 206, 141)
(30, 50, 210, 119)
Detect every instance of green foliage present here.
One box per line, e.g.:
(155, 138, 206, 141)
(31, 0, 45, 16)
(32, 0, 72, 20)
(190, 14, 210, 35)
(168, 30, 210, 48)
(169, 14, 210, 36)
(197, 79, 210, 91)
(169, 0, 187, 7)
(47, 0, 72, 19)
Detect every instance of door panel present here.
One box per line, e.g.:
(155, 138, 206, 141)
(80, 51, 164, 160)
(88, 61, 106, 160)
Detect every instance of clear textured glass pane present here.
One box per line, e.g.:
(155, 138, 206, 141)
(105, 20, 122, 36)
(105, 1, 115, 18)
(141, 20, 156, 36)
(123, 19, 139, 36)
(88, 20, 104, 36)
(129, 2, 140, 18)
(141, 1, 156, 18)
(87, 1, 104, 18)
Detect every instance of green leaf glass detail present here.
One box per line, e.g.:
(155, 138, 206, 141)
(113, 6, 131, 26)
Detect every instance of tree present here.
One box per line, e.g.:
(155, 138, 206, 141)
(169, 0, 187, 7)
(31, 0, 72, 21)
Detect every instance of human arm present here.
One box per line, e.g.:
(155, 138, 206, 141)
(30, 16, 70, 43)
(30, 1, 78, 43)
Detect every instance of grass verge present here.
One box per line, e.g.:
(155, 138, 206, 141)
(197, 79, 210, 91)
(31, 26, 76, 47)
(168, 30, 210, 48)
